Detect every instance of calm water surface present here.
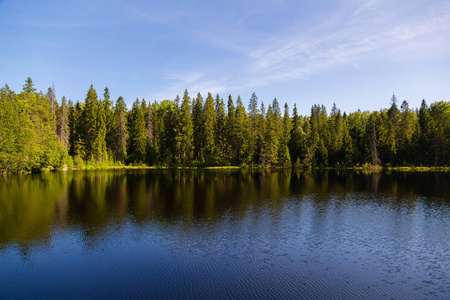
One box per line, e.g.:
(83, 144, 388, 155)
(0, 170, 449, 299)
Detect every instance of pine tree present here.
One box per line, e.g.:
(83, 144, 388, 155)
(248, 92, 258, 162)
(289, 104, 305, 166)
(278, 102, 291, 167)
(145, 103, 154, 164)
(225, 94, 236, 163)
(128, 98, 147, 163)
(114, 96, 128, 161)
(204, 93, 216, 162)
(163, 98, 180, 164)
(364, 111, 382, 166)
(68, 101, 83, 158)
(150, 101, 163, 162)
(235, 95, 250, 164)
(22, 77, 36, 93)
(254, 101, 265, 166)
(347, 110, 368, 165)
(418, 99, 433, 165)
(429, 101, 450, 165)
(103, 87, 115, 156)
(82, 85, 107, 163)
(178, 90, 193, 164)
(57, 96, 69, 150)
(398, 100, 416, 164)
(264, 103, 277, 166)
(214, 94, 227, 164)
(192, 92, 205, 162)
(47, 86, 58, 127)
(306, 104, 329, 166)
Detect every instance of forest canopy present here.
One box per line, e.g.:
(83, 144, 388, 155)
(1, 78, 450, 173)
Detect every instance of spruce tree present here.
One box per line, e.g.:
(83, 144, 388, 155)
(103, 87, 115, 156)
(178, 90, 193, 164)
(364, 111, 382, 166)
(225, 95, 236, 163)
(235, 95, 250, 164)
(146, 103, 154, 164)
(68, 101, 84, 158)
(57, 96, 69, 150)
(114, 96, 128, 161)
(128, 98, 147, 163)
(192, 93, 205, 162)
(22, 77, 36, 93)
(47, 87, 58, 127)
(289, 104, 305, 166)
(82, 85, 107, 163)
(204, 93, 216, 162)
(214, 94, 227, 164)
(248, 92, 258, 162)
(163, 97, 180, 164)
(278, 102, 291, 167)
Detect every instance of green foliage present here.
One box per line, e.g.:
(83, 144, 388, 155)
(178, 90, 194, 165)
(114, 96, 128, 161)
(56, 96, 69, 150)
(204, 93, 216, 161)
(3, 78, 450, 172)
(22, 77, 36, 93)
(127, 99, 147, 163)
(0, 82, 65, 173)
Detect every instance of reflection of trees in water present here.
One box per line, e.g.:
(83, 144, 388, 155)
(0, 170, 449, 252)
(0, 173, 70, 247)
(372, 172, 382, 196)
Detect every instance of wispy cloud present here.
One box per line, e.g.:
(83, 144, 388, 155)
(192, 0, 450, 92)
(151, 70, 229, 100)
(244, 1, 450, 85)
(134, 0, 450, 102)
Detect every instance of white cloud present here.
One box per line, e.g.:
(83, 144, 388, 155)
(196, 0, 450, 91)
(141, 0, 450, 102)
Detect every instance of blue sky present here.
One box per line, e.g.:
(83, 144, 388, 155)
(1, 0, 449, 114)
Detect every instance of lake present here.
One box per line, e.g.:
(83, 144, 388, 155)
(0, 169, 449, 299)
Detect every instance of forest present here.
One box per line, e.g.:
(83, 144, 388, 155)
(1, 77, 450, 173)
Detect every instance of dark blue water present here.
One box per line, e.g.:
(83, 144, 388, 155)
(0, 170, 449, 299)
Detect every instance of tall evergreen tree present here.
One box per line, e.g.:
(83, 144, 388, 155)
(178, 90, 193, 164)
(82, 85, 107, 163)
(430, 101, 450, 165)
(235, 96, 250, 164)
(364, 111, 382, 166)
(145, 102, 154, 164)
(47, 86, 58, 126)
(103, 87, 115, 156)
(248, 92, 259, 162)
(289, 104, 305, 166)
(68, 101, 83, 158)
(114, 96, 128, 161)
(278, 102, 291, 167)
(225, 94, 236, 163)
(22, 77, 36, 93)
(192, 92, 205, 162)
(128, 98, 147, 163)
(398, 100, 416, 164)
(204, 93, 216, 162)
(306, 105, 329, 166)
(163, 98, 180, 164)
(56, 96, 69, 150)
(214, 94, 227, 164)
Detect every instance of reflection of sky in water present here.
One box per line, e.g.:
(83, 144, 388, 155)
(0, 170, 449, 299)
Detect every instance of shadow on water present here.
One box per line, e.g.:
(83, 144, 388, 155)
(1, 169, 449, 249)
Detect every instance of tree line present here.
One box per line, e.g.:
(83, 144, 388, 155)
(1, 77, 450, 173)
